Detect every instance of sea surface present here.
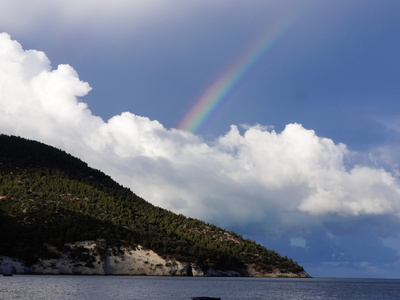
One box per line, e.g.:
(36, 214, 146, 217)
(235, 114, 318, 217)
(1, 275, 399, 300)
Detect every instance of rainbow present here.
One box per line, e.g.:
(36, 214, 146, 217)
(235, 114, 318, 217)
(178, 12, 298, 134)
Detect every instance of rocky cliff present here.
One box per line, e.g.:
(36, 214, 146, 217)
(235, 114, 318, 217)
(0, 241, 309, 277)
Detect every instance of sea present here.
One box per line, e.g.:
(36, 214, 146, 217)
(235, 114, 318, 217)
(1, 276, 399, 300)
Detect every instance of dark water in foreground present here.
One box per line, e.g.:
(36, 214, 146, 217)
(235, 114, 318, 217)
(1, 275, 399, 300)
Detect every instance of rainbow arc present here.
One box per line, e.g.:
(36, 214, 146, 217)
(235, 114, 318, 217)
(178, 12, 298, 134)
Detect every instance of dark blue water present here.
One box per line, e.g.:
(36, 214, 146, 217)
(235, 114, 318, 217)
(1, 276, 399, 299)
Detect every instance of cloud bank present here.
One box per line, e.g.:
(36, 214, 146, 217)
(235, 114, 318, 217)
(1, 33, 400, 277)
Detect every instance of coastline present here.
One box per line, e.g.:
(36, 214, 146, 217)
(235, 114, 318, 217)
(0, 241, 310, 278)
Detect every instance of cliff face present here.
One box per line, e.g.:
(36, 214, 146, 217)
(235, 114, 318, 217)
(0, 242, 200, 276)
(0, 241, 309, 277)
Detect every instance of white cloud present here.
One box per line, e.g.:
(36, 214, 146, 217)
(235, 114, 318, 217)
(1, 32, 400, 242)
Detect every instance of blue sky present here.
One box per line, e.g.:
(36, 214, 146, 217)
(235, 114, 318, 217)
(1, 0, 400, 278)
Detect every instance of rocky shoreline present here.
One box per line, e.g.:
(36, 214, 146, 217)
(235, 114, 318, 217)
(0, 241, 310, 278)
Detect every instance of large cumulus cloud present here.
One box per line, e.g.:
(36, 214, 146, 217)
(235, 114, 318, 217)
(2, 33, 400, 277)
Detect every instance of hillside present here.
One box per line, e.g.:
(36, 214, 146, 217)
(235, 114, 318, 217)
(0, 134, 309, 277)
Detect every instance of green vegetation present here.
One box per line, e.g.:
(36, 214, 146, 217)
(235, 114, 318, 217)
(0, 134, 305, 274)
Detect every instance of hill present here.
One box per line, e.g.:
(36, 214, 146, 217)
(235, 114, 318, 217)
(0, 134, 309, 277)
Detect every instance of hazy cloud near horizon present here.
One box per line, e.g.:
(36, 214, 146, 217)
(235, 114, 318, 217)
(2, 32, 400, 277)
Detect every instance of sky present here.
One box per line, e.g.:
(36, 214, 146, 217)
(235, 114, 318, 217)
(1, 0, 400, 278)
